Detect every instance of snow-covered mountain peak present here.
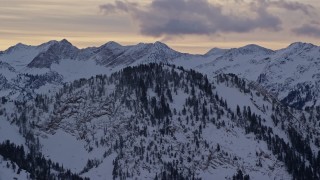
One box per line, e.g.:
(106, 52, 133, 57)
(53, 39, 78, 51)
(0, 41, 58, 71)
(37, 40, 59, 49)
(204, 44, 273, 58)
(101, 41, 123, 49)
(39, 39, 77, 52)
(275, 42, 317, 55)
(27, 39, 79, 68)
(4, 41, 59, 55)
(287, 42, 317, 50)
(274, 42, 319, 59)
(14, 43, 29, 48)
(228, 44, 274, 55)
(4, 43, 33, 54)
(150, 41, 181, 56)
(59, 38, 72, 45)
(206, 44, 274, 65)
(153, 41, 170, 49)
(128, 41, 175, 53)
(94, 41, 127, 55)
(205, 47, 228, 56)
(242, 44, 272, 51)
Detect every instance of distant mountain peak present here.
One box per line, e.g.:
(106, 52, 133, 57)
(239, 44, 273, 52)
(242, 44, 265, 49)
(224, 44, 274, 56)
(153, 41, 169, 48)
(131, 41, 172, 51)
(40, 40, 59, 47)
(15, 42, 28, 47)
(287, 42, 317, 50)
(205, 47, 228, 56)
(101, 41, 123, 49)
(26, 39, 78, 68)
(59, 39, 72, 45)
(4, 43, 31, 53)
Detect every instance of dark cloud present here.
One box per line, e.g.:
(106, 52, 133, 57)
(293, 25, 320, 38)
(268, 0, 314, 16)
(236, 0, 314, 15)
(99, 0, 313, 37)
(99, 1, 137, 14)
(99, 0, 281, 37)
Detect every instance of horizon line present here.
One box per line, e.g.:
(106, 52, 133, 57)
(1, 39, 318, 55)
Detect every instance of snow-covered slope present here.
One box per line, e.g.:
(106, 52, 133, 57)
(193, 44, 273, 81)
(1, 64, 299, 179)
(88, 41, 186, 67)
(0, 40, 192, 101)
(257, 42, 320, 108)
(0, 155, 30, 180)
(1, 39, 186, 71)
(178, 42, 320, 109)
(0, 41, 55, 71)
(27, 39, 79, 68)
(1, 39, 320, 108)
(1, 40, 320, 179)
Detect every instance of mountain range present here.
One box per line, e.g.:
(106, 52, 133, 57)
(0, 40, 320, 180)
(1, 40, 320, 109)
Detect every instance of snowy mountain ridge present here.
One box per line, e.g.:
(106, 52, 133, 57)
(1, 40, 320, 179)
(2, 39, 320, 109)
(0, 62, 319, 179)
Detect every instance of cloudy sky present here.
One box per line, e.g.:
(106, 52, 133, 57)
(1, 0, 320, 53)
